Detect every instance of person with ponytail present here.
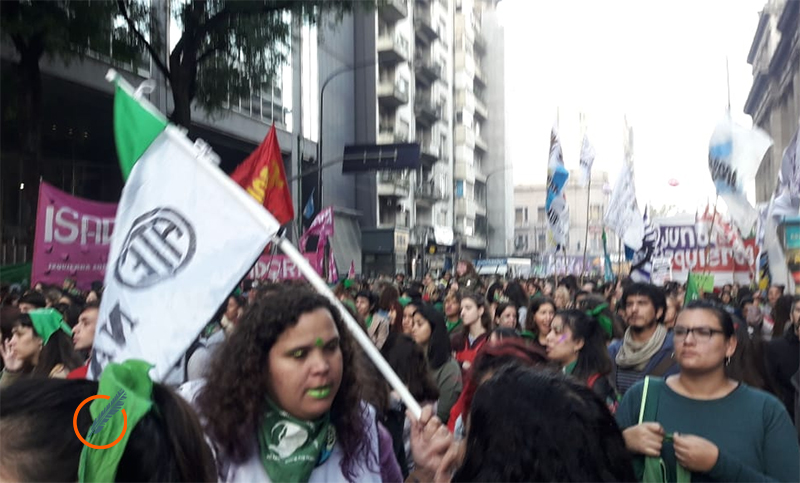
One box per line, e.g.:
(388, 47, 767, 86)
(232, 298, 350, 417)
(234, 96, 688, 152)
(545, 309, 619, 414)
(0, 360, 216, 481)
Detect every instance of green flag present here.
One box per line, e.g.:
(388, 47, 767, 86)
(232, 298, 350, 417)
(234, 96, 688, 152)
(684, 272, 714, 304)
(112, 84, 167, 180)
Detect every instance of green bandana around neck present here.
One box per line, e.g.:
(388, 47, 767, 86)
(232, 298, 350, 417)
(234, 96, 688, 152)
(78, 360, 154, 482)
(258, 398, 336, 483)
(365, 314, 374, 329)
(446, 318, 462, 333)
(563, 360, 578, 375)
(27, 308, 72, 344)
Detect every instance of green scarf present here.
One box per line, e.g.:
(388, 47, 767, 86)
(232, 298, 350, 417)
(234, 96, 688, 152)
(563, 360, 577, 375)
(365, 314, 374, 329)
(520, 330, 536, 340)
(446, 318, 462, 333)
(78, 360, 154, 482)
(258, 398, 336, 483)
(28, 308, 72, 344)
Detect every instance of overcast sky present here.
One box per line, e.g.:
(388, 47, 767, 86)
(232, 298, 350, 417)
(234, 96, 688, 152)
(499, 0, 767, 211)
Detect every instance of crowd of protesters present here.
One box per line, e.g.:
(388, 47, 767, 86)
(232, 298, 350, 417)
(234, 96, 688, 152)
(1, 263, 799, 481)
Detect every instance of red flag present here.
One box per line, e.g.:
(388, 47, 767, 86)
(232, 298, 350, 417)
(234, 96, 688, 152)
(348, 260, 355, 279)
(231, 125, 294, 225)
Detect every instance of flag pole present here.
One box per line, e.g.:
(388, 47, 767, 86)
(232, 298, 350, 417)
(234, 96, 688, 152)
(278, 237, 423, 419)
(109, 67, 422, 417)
(581, 176, 592, 281)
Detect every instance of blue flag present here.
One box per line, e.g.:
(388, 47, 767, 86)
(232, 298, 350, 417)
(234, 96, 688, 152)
(303, 188, 315, 219)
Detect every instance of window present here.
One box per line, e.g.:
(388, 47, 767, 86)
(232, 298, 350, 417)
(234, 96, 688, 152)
(455, 180, 464, 198)
(537, 233, 546, 252)
(590, 204, 603, 221)
(456, 111, 463, 124)
(515, 208, 524, 225)
(537, 207, 546, 223)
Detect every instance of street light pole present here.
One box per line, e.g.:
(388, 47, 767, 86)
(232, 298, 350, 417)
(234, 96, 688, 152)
(316, 57, 397, 213)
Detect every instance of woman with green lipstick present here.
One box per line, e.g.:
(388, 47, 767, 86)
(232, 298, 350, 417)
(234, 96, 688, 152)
(185, 288, 402, 482)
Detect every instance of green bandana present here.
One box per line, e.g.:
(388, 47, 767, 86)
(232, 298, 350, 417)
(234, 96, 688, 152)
(520, 330, 536, 340)
(446, 318, 463, 333)
(365, 314, 374, 329)
(398, 296, 412, 307)
(586, 303, 614, 339)
(28, 308, 72, 344)
(258, 398, 336, 483)
(563, 360, 578, 375)
(343, 279, 354, 289)
(78, 359, 154, 482)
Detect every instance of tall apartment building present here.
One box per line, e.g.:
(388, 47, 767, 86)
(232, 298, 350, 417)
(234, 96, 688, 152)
(362, 0, 455, 277)
(0, 5, 371, 274)
(452, 0, 511, 260)
(744, 0, 799, 203)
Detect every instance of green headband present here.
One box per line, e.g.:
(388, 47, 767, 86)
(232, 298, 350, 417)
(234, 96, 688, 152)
(586, 303, 614, 339)
(27, 308, 72, 344)
(78, 360, 154, 482)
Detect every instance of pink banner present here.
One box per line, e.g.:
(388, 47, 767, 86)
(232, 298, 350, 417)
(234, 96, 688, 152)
(299, 207, 334, 251)
(31, 182, 118, 290)
(248, 252, 323, 280)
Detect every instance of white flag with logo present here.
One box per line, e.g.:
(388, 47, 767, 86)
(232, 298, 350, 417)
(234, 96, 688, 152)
(89, 76, 279, 380)
(604, 161, 645, 250)
(579, 133, 595, 187)
(708, 115, 773, 232)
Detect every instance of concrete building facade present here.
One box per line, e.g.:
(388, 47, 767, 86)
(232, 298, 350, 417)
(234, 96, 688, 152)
(513, 170, 619, 267)
(744, 0, 799, 203)
(452, 0, 510, 260)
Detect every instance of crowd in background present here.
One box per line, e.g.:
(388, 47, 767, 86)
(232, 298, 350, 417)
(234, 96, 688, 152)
(1, 262, 799, 481)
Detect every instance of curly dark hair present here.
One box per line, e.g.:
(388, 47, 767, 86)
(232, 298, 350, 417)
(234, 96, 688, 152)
(196, 288, 373, 480)
(453, 366, 635, 482)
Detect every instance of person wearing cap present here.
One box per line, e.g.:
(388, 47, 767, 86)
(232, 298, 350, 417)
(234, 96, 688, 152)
(0, 308, 83, 387)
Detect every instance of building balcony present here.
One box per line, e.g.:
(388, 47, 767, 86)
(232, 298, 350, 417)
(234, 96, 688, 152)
(465, 233, 487, 249)
(455, 198, 476, 218)
(474, 31, 487, 54)
(454, 160, 476, 182)
(379, 0, 408, 23)
(378, 123, 409, 144)
(455, 125, 475, 149)
(378, 78, 410, 108)
(474, 61, 487, 87)
(415, 182, 446, 205)
(475, 197, 487, 216)
(419, 142, 440, 168)
(475, 133, 488, 153)
(377, 32, 410, 64)
(414, 55, 443, 86)
(414, 6, 439, 44)
(378, 171, 411, 198)
(474, 93, 488, 120)
(414, 95, 443, 126)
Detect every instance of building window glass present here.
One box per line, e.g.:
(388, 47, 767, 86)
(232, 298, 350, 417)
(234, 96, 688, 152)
(537, 207, 546, 223)
(455, 180, 464, 198)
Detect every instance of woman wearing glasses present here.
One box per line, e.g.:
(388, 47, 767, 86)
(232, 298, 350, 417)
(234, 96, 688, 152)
(616, 300, 799, 482)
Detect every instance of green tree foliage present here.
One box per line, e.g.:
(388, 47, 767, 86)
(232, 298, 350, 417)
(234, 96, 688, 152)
(117, 0, 368, 128)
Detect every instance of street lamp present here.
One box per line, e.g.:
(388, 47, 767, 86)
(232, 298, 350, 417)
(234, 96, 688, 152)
(315, 57, 398, 213)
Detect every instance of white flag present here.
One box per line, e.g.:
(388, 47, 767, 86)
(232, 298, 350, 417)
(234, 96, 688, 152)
(708, 115, 773, 232)
(547, 126, 570, 250)
(605, 161, 644, 250)
(89, 80, 279, 380)
(579, 133, 595, 187)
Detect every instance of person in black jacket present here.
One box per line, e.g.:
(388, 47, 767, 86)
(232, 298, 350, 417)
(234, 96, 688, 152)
(765, 296, 800, 420)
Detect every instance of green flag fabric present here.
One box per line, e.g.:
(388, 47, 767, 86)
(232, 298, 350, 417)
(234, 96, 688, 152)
(684, 272, 714, 304)
(113, 84, 167, 180)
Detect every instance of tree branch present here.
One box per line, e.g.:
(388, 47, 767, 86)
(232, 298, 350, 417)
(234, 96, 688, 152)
(116, 0, 169, 77)
(197, 44, 224, 64)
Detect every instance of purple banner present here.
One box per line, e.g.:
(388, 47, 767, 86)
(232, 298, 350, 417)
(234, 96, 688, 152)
(31, 182, 118, 290)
